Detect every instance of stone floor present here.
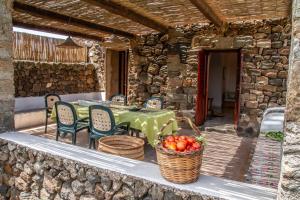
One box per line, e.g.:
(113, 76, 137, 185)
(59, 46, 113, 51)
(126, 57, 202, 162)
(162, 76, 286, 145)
(201, 107, 236, 134)
(246, 107, 284, 189)
(19, 123, 257, 183)
(246, 135, 282, 188)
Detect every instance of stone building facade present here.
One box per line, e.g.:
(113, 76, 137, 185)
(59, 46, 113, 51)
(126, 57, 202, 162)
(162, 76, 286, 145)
(0, 0, 14, 132)
(14, 61, 100, 97)
(278, 0, 300, 199)
(128, 18, 291, 135)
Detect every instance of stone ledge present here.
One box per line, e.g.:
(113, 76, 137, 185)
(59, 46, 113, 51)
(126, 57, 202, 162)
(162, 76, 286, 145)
(0, 132, 277, 200)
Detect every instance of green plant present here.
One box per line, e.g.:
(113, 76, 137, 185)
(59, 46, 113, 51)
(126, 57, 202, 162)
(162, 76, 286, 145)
(264, 131, 284, 142)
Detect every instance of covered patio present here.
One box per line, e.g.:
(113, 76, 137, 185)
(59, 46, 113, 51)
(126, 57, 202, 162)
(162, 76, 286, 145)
(0, 0, 299, 200)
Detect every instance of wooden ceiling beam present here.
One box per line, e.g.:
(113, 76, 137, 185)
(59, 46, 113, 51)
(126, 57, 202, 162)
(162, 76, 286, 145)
(81, 0, 170, 32)
(189, 0, 224, 27)
(13, 20, 104, 42)
(13, 1, 135, 39)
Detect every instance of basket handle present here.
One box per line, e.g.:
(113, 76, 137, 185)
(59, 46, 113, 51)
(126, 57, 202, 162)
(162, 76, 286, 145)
(157, 117, 201, 137)
(159, 118, 176, 134)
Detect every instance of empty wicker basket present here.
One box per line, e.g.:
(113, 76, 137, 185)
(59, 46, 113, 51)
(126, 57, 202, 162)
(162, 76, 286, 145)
(98, 135, 145, 160)
(156, 117, 204, 184)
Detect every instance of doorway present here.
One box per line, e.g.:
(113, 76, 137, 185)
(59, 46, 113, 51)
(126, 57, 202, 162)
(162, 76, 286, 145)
(105, 49, 128, 99)
(195, 49, 242, 128)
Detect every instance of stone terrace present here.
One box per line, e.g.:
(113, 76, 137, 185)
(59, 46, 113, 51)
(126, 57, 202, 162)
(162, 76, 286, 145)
(19, 124, 257, 182)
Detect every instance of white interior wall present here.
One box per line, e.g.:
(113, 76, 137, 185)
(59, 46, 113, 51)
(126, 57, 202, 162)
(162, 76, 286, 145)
(208, 53, 223, 108)
(208, 52, 238, 108)
(224, 52, 238, 98)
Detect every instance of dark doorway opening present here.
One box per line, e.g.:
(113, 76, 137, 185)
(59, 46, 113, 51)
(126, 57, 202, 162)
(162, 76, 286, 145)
(195, 49, 242, 129)
(106, 49, 128, 99)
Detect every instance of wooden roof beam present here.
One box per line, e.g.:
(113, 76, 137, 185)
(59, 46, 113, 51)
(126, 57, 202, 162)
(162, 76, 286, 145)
(13, 1, 135, 39)
(13, 20, 104, 42)
(189, 0, 224, 27)
(81, 0, 170, 32)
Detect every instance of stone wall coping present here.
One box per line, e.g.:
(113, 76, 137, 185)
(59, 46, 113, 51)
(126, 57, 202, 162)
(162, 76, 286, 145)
(262, 107, 285, 118)
(15, 92, 106, 112)
(0, 132, 277, 200)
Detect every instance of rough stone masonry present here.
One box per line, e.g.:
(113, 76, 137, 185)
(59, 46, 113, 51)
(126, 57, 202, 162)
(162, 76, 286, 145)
(277, 0, 300, 199)
(0, 139, 220, 200)
(128, 18, 291, 136)
(14, 61, 100, 97)
(0, 0, 14, 132)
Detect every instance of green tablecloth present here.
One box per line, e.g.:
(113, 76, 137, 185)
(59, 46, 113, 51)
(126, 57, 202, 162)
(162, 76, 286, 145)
(51, 104, 178, 146)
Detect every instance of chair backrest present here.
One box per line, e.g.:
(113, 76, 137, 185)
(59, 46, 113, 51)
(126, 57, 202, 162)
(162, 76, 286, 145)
(144, 97, 163, 109)
(110, 94, 127, 106)
(45, 93, 61, 112)
(55, 101, 77, 128)
(89, 105, 116, 135)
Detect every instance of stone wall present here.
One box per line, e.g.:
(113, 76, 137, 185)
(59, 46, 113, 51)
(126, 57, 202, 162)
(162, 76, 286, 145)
(0, 0, 14, 132)
(128, 18, 291, 135)
(88, 42, 106, 91)
(128, 34, 169, 104)
(278, 0, 300, 199)
(0, 138, 217, 200)
(14, 61, 100, 97)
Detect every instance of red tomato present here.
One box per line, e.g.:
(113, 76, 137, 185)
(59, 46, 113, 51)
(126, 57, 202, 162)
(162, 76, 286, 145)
(192, 142, 201, 149)
(168, 142, 177, 151)
(190, 146, 197, 151)
(176, 141, 187, 151)
(179, 136, 187, 141)
(166, 136, 175, 142)
(174, 136, 179, 140)
(187, 137, 196, 144)
(164, 141, 170, 148)
(163, 141, 167, 148)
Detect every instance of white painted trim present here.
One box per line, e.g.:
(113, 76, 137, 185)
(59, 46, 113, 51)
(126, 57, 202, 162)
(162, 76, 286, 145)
(15, 92, 106, 112)
(0, 132, 277, 200)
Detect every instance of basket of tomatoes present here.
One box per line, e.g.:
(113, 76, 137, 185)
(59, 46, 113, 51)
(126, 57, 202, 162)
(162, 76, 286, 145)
(156, 117, 205, 184)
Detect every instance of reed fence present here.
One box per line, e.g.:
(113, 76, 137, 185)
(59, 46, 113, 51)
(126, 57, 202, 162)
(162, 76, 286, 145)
(13, 32, 88, 63)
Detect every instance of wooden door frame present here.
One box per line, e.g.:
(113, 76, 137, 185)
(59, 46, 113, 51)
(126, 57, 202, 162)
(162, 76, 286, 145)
(195, 48, 242, 127)
(118, 50, 129, 96)
(234, 49, 243, 128)
(195, 50, 208, 126)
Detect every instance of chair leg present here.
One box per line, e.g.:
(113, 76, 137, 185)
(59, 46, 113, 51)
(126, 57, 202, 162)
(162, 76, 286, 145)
(89, 138, 93, 149)
(45, 115, 48, 133)
(72, 133, 77, 145)
(56, 129, 59, 141)
(93, 139, 96, 149)
(129, 129, 133, 136)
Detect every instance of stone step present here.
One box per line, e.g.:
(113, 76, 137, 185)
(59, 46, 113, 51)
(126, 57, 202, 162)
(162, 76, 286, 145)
(204, 126, 236, 134)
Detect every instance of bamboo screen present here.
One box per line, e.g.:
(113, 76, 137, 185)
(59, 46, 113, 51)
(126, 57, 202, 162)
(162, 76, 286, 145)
(13, 32, 88, 63)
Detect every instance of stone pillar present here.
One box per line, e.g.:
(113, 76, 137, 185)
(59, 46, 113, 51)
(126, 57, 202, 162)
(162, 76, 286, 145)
(0, 0, 14, 132)
(166, 29, 190, 110)
(88, 43, 106, 91)
(278, 0, 300, 199)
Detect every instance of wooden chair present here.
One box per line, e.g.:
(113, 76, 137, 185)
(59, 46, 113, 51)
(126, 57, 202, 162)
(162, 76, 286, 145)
(144, 97, 163, 110)
(110, 94, 127, 106)
(45, 93, 61, 133)
(88, 105, 130, 149)
(55, 101, 89, 145)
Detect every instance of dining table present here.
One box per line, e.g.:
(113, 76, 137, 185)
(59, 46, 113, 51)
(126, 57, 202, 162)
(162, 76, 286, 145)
(51, 100, 178, 146)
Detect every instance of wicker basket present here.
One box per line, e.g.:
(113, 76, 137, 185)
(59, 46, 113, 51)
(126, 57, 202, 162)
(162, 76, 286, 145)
(156, 117, 204, 184)
(98, 135, 145, 160)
